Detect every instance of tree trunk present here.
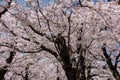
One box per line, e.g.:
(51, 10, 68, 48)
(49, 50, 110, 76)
(76, 54, 86, 80)
(55, 33, 87, 80)
(61, 49, 86, 80)
(60, 46, 77, 80)
(64, 67, 77, 80)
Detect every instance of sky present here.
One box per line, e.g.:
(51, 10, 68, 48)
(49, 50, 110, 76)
(16, 0, 109, 4)
(0, 0, 112, 6)
(42, 0, 111, 5)
(43, 0, 110, 5)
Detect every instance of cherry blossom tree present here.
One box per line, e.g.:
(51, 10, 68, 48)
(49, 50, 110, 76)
(0, 0, 120, 80)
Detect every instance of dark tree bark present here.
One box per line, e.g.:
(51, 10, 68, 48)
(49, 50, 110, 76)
(55, 32, 87, 80)
(87, 64, 93, 80)
(75, 27, 86, 80)
(118, 0, 120, 5)
(0, 51, 15, 80)
(0, 66, 7, 80)
(0, 0, 12, 17)
(107, 0, 111, 2)
(55, 33, 77, 80)
(25, 66, 29, 80)
(6, 51, 14, 64)
(0, 2, 13, 79)
(76, 50, 86, 80)
(101, 44, 120, 80)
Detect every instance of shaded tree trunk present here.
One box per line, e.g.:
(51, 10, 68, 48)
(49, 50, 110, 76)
(75, 27, 86, 80)
(64, 66, 77, 80)
(76, 51, 86, 80)
(87, 64, 93, 80)
(55, 33, 87, 80)
(55, 34, 77, 80)
(59, 46, 77, 80)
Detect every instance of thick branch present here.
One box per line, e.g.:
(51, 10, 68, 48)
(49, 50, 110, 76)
(0, 0, 12, 17)
(101, 44, 120, 80)
(0, 50, 15, 80)
(115, 53, 120, 68)
(41, 45, 58, 58)
(28, 25, 52, 41)
(0, 66, 7, 80)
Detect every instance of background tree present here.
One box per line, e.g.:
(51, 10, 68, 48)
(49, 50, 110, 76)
(0, 0, 120, 80)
